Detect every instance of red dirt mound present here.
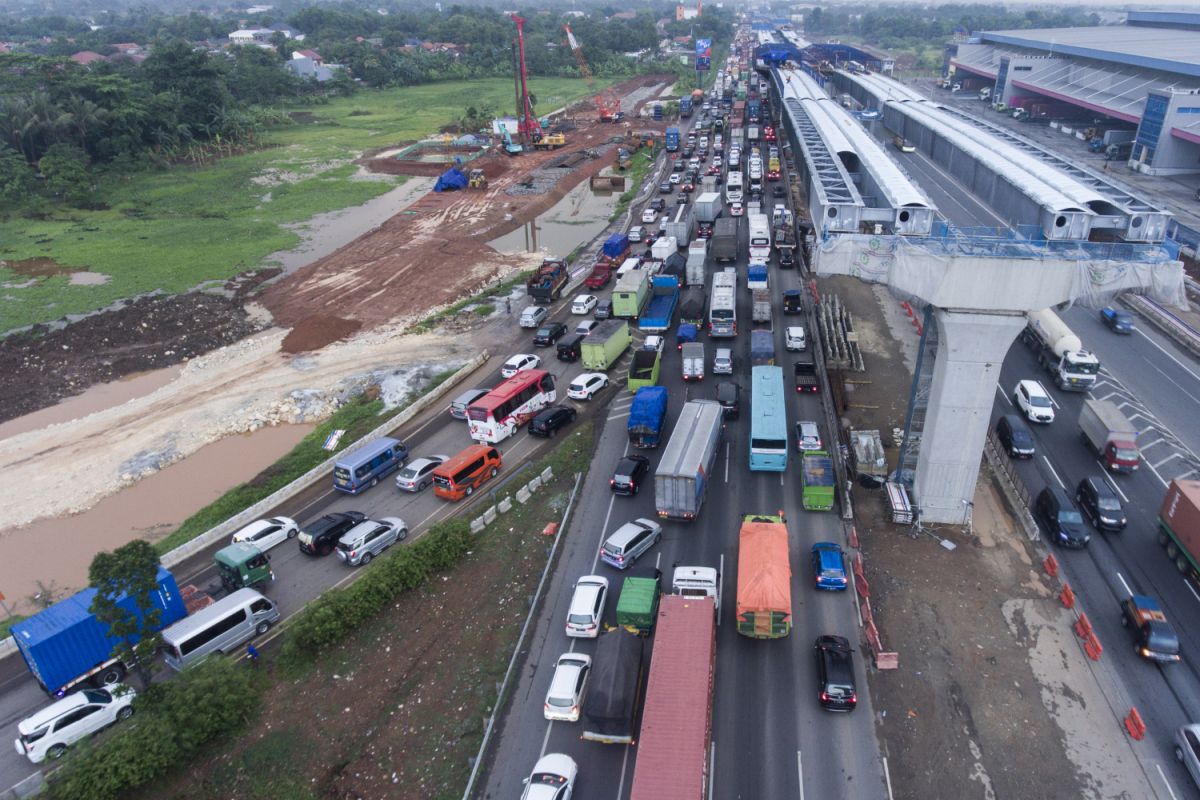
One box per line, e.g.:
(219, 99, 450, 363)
(280, 314, 363, 353)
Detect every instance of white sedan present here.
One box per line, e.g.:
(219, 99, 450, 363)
(231, 516, 298, 552)
(521, 753, 578, 799)
(571, 294, 598, 315)
(668, 173, 682, 185)
(641, 208, 657, 224)
(544, 653, 591, 722)
(567, 373, 609, 400)
(501, 353, 541, 378)
(729, 201, 745, 217)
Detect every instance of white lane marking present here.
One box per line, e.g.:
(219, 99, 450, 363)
(1116, 572, 1134, 597)
(607, 411, 631, 422)
(1154, 452, 1185, 470)
(1145, 458, 1170, 490)
(1103, 473, 1129, 503)
(725, 441, 730, 482)
(539, 717, 553, 758)
(797, 750, 805, 800)
(883, 756, 896, 800)
(590, 441, 631, 574)
(1042, 455, 1066, 489)
(1185, 581, 1200, 604)
(1136, 324, 1200, 384)
(1155, 763, 1180, 800)
(997, 384, 1014, 407)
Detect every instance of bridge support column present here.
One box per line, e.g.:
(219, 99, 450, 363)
(912, 310, 1026, 525)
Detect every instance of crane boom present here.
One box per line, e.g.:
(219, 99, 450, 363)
(564, 23, 620, 123)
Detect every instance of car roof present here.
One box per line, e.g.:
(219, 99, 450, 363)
(549, 654, 590, 689)
(1018, 379, 1046, 394)
(1081, 476, 1116, 496)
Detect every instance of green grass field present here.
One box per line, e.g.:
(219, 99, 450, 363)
(0, 77, 605, 332)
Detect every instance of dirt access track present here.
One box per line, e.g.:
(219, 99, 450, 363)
(261, 74, 673, 349)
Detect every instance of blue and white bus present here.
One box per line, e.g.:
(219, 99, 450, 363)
(749, 366, 788, 472)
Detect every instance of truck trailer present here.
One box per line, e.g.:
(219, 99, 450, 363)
(711, 217, 739, 262)
(1158, 480, 1200, 584)
(628, 595, 716, 800)
(581, 319, 632, 371)
(655, 400, 723, 520)
(1078, 398, 1140, 472)
(628, 386, 668, 447)
(12, 566, 188, 696)
(581, 629, 645, 744)
(735, 514, 793, 639)
(612, 270, 651, 320)
(640, 275, 681, 332)
(686, 241, 707, 287)
(679, 286, 708, 326)
(1022, 309, 1100, 391)
(525, 259, 569, 304)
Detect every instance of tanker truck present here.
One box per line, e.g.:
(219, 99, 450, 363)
(1021, 309, 1099, 391)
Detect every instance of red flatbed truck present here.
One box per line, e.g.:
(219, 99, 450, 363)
(629, 594, 716, 800)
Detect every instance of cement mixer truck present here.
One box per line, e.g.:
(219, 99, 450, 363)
(1021, 309, 1099, 392)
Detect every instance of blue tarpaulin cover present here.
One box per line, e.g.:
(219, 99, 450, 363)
(434, 167, 468, 192)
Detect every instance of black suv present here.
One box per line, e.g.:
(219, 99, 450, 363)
(298, 511, 366, 556)
(783, 289, 803, 314)
(649, 198, 666, 212)
(995, 414, 1035, 459)
(1075, 476, 1127, 532)
(533, 322, 567, 347)
(1035, 486, 1090, 548)
(716, 381, 741, 420)
(529, 405, 577, 437)
(610, 455, 651, 496)
(778, 249, 795, 269)
(815, 635, 857, 712)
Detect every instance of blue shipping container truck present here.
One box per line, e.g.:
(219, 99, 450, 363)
(628, 387, 669, 448)
(680, 97, 693, 118)
(603, 233, 631, 260)
(12, 566, 187, 696)
(665, 127, 680, 152)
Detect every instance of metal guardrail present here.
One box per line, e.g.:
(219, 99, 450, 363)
(1122, 294, 1200, 358)
(982, 431, 1040, 542)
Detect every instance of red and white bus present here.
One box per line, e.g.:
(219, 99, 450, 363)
(466, 370, 557, 444)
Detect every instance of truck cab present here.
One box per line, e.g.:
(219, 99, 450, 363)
(672, 566, 721, 614)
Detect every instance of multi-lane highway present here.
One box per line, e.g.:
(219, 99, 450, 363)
(885, 110, 1200, 791)
(479, 92, 888, 798)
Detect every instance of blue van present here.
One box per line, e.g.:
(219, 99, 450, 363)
(333, 437, 408, 494)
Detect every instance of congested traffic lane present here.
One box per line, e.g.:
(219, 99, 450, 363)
(480, 101, 887, 799)
(991, 340, 1200, 792)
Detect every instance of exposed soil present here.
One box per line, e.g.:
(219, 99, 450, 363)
(280, 314, 363, 353)
(0, 289, 270, 425)
(260, 74, 676, 332)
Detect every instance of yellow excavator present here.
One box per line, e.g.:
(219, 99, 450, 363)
(468, 168, 488, 189)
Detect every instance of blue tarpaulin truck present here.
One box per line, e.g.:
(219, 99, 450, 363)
(640, 275, 681, 332)
(11, 566, 188, 696)
(628, 386, 669, 448)
(665, 127, 680, 152)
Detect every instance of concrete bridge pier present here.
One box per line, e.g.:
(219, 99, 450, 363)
(912, 310, 1027, 524)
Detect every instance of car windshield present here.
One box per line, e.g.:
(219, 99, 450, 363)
(398, 467, 417, 479)
(567, 612, 593, 624)
(1029, 394, 1051, 407)
(529, 773, 567, 786)
(1059, 510, 1084, 525)
(1098, 496, 1122, 511)
(546, 694, 572, 708)
(1114, 447, 1138, 461)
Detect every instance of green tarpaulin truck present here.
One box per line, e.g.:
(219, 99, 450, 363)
(613, 270, 651, 320)
(616, 572, 661, 635)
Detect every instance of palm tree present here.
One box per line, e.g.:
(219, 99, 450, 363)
(62, 95, 109, 155)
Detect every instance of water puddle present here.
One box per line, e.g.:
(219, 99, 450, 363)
(488, 179, 619, 258)
(0, 423, 314, 614)
(0, 365, 184, 441)
(262, 177, 435, 275)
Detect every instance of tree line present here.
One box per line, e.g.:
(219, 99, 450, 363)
(0, 3, 712, 211)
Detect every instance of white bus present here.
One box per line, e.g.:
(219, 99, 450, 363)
(709, 269, 737, 337)
(725, 171, 744, 204)
(748, 214, 772, 262)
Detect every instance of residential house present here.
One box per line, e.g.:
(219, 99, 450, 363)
(70, 50, 107, 65)
(229, 28, 274, 45)
(285, 55, 343, 81)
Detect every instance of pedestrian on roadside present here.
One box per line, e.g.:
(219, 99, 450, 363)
(505, 297, 511, 314)
(247, 643, 259, 666)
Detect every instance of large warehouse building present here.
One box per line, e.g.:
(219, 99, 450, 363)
(947, 10, 1200, 176)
